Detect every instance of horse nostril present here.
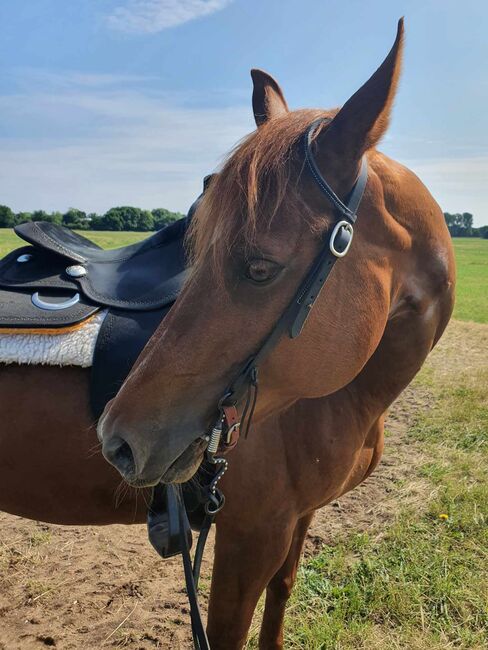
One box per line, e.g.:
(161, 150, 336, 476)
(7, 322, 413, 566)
(103, 436, 136, 478)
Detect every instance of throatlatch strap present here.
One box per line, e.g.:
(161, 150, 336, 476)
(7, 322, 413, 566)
(303, 118, 368, 223)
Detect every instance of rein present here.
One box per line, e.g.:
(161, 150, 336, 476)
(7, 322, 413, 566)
(148, 117, 368, 649)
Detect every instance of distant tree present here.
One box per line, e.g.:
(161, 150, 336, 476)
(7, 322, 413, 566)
(97, 209, 123, 231)
(99, 206, 154, 231)
(15, 212, 33, 225)
(461, 212, 473, 234)
(49, 211, 64, 225)
(134, 209, 154, 232)
(30, 210, 62, 224)
(0, 205, 15, 227)
(444, 212, 474, 237)
(86, 213, 103, 230)
(31, 210, 49, 221)
(152, 208, 183, 230)
(63, 208, 88, 230)
(476, 225, 488, 239)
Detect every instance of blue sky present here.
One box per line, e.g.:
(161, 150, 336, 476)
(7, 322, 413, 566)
(0, 0, 486, 225)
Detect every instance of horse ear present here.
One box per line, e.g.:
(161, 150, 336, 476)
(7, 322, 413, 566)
(251, 69, 289, 127)
(321, 18, 404, 163)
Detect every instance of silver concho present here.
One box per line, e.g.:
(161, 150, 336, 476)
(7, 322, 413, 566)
(17, 253, 33, 263)
(66, 264, 87, 278)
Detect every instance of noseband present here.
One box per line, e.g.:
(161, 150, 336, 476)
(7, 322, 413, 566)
(148, 118, 368, 650)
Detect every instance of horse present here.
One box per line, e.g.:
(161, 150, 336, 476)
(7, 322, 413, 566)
(96, 19, 455, 649)
(1, 19, 455, 650)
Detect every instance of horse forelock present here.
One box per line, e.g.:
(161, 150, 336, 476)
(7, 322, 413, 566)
(186, 108, 338, 272)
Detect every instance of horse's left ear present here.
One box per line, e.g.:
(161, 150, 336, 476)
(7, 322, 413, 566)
(321, 18, 404, 163)
(251, 69, 289, 127)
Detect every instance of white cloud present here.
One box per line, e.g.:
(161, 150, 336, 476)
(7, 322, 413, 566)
(106, 0, 233, 34)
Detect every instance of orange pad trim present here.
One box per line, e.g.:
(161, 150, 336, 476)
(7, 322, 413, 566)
(0, 311, 101, 336)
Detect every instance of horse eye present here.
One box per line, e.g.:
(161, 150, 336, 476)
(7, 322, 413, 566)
(245, 259, 281, 284)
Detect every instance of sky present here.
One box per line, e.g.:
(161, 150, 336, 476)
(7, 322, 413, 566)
(0, 0, 487, 225)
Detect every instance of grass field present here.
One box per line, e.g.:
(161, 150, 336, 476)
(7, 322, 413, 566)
(0, 229, 487, 648)
(450, 239, 488, 323)
(262, 333, 488, 649)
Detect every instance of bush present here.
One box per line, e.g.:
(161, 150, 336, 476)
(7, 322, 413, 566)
(152, 208, 184, 230)
(98, 206, 155, 232)
(0, 205, 16, 228)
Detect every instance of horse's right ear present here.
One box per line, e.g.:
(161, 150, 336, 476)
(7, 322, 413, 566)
(251, 69, 289, 127)
(320, 18, 404, 165)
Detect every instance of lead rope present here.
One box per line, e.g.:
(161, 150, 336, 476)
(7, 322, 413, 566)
(180, 412, 229, 650)
(178, 496, 212, 650)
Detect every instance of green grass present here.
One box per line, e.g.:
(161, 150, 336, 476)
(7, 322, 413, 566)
(452, 239, 488, 323)
(248, 356, 487, 649)
(1, 231, 486, 323)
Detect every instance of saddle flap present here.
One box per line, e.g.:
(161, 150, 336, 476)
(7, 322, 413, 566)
(1, 219, 190, 311)
(0, 287, 99, 328)
(147, 483, 193, 559)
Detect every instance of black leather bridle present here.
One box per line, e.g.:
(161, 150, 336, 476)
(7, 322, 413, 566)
(214, 117, 368, 449)
(148, 117, 368, 650)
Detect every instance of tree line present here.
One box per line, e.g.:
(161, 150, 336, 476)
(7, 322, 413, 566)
(0, 205, 185, 232)
(0, 204, 486, 237)
(443, 212, 487, 238)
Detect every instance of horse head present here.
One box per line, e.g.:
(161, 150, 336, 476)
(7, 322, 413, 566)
(99, 21, 405, 486)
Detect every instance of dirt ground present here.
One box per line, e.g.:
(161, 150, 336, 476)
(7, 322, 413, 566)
(0, 320, 484, 650)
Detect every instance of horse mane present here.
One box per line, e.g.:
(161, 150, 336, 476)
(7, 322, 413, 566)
(186, 108, 337, 271)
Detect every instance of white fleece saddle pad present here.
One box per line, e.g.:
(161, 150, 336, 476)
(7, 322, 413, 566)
(0, 309, 107, 368)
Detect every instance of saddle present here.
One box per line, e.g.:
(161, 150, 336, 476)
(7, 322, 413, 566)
(0, 180, 209, 414)
(0, 180, 212, 555)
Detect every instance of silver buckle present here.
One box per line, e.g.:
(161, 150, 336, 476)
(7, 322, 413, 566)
(329, 221, 354, 258)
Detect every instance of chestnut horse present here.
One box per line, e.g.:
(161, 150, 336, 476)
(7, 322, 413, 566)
(1, 20, 454, 650)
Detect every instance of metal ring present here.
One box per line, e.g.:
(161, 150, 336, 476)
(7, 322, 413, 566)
(329, 220, 354, 258)
(205, 492, 225, 515)
(31, 292, 80, 311)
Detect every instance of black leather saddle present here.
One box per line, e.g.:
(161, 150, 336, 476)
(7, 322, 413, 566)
(0, 218, 189, 415)
(0, 218, 188, 324)
(0, 179, 213, 551)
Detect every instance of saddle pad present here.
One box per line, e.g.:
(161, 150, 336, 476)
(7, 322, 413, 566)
(0, 309, 107, 368)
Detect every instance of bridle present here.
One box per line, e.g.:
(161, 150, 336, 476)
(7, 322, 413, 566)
(209, 117, 368, 461)
(148, 117, 368, 650)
